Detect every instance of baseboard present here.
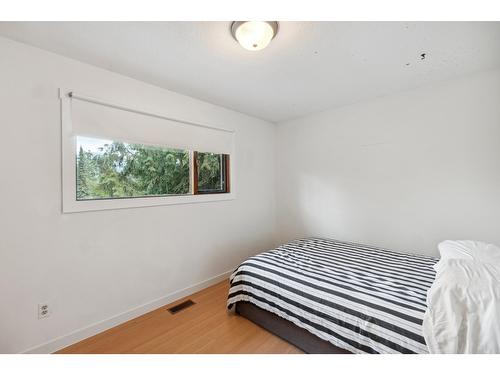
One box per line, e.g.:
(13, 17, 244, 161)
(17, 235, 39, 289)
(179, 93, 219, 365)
(23, 269, 233, 354)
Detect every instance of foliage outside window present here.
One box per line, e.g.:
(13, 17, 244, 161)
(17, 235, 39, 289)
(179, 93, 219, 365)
(76, 136, 229, 201)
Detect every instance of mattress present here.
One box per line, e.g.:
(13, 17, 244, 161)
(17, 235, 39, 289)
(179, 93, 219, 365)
(227, 237, 438, 354)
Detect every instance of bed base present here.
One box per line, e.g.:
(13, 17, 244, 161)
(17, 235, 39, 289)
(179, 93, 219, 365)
(235, 302, 351, 354)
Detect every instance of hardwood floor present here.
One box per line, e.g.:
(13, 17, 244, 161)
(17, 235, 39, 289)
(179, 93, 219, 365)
(57, 280, 303, 354)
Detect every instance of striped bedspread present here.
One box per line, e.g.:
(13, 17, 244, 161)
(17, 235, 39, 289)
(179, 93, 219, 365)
(227, 237, 438, 354)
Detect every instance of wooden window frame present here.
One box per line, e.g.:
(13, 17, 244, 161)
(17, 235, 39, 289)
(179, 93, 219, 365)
(192, 151, 230, 195)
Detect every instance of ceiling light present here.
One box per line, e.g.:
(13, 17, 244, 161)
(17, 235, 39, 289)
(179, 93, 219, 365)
(231, 21, 279, 51)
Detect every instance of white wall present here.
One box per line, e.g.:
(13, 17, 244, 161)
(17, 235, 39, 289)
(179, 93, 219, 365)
(0, 37, 276, 353)
(276, 68, 500, 257)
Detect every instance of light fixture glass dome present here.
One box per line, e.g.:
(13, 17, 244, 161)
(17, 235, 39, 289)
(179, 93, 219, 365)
(231, 21, 278, 51)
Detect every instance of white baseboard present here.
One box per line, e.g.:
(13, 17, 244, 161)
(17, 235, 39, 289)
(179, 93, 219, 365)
(23, 269, 233, 354)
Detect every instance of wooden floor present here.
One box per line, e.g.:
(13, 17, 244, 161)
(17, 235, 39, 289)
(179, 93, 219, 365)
(57, 280, 303, 354)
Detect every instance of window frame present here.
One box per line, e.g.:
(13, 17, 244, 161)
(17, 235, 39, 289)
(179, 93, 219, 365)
(61, 89, 235, 213)
(193, 152, 230, 195)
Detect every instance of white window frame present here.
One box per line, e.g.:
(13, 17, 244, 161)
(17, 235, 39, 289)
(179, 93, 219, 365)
(60, 88, 236, 213)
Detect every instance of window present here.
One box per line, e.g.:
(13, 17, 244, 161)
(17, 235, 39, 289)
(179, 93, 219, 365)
(75, 136, 230, 201)
(194, 152, 230, 194)
(61, 89, 235, 212)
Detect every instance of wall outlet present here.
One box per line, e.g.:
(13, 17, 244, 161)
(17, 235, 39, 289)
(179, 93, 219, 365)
(38, 303, 51, 319)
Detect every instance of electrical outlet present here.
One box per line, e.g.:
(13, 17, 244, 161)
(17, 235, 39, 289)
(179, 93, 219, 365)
(38, 303, 51, 319)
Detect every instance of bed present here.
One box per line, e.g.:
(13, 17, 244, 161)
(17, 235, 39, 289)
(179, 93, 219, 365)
(227, 237, 438, 354)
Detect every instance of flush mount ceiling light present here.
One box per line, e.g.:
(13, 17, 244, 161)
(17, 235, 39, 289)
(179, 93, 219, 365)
(231, 21, 279, 51)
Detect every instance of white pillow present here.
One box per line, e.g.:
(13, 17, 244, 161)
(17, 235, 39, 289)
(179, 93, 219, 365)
(438, 240, 500, 264)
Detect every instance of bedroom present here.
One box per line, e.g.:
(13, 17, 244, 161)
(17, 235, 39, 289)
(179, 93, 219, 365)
(1, 0, 500, 373)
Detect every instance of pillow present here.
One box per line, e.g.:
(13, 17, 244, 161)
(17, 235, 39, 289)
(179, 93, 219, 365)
(438, 240, 500, 264)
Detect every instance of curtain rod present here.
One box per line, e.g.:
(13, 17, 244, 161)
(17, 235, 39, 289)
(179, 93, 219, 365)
(67, 91, 235, 134)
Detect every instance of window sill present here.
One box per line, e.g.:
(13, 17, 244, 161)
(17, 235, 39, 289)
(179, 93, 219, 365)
(62, 193, 235, 213)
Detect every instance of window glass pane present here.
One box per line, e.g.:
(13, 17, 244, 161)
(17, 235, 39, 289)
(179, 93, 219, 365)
(196, 152, 227, 193)
(76, 136, 190, 200)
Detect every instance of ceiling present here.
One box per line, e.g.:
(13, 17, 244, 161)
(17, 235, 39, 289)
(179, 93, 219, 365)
(1, 22, 500, 123)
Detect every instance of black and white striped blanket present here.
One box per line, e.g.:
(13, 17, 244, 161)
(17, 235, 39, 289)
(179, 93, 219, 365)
(227, 237, 438, 354)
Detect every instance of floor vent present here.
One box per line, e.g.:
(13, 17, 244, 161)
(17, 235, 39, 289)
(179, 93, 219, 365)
(168, 299, 196, 314)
